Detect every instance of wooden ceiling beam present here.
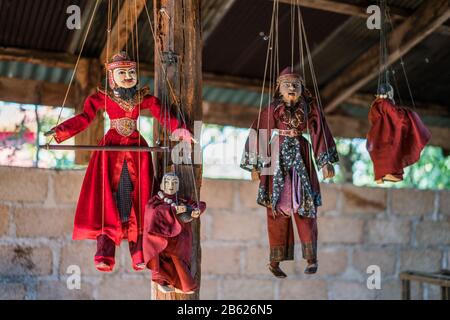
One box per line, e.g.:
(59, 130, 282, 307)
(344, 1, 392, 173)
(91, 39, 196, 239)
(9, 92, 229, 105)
(67, 0, 99, 55)
(0, 76, 449, 150)
(202, 0, 238, 43)
(99, 0, 147, 64)
(0, 47, 77, 69)
(0, 76, 78, 107)
(346, 93, 450, 119)
(275, 0, 450, 36)
(320, 0, 450, 114)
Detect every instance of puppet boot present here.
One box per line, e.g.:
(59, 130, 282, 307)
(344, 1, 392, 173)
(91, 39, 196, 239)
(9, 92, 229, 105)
(94, 234, 116, 272)
(174, 287, 195, 295)
(158, 284, 175, 293)
(268, 261, 287, 278)
(304, 259, 318, 274)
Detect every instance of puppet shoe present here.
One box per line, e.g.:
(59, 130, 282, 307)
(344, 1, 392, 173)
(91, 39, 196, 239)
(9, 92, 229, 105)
(174, 287, 195, 295)
(268, 264, 287, 278)
(95, 262, 113, 272)
(158, 284, 175, 293)
(133, 262, 146, 271)
(383, 174, 402, 183)
(304, 262, 318, 275)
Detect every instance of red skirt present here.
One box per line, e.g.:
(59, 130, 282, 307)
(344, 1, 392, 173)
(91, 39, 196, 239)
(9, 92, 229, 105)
(72, 129, 154, 245)
(367, 98, 431, 181)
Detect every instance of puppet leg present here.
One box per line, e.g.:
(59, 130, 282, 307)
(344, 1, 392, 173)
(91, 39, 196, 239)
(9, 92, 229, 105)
(153, 254, 197, 293)
(293, 214, 318, 274)
(266, 208, 294, 278)
(94, 234, 116, 272)
(129, 234, 145, 270)
(115, 159, 133, 224)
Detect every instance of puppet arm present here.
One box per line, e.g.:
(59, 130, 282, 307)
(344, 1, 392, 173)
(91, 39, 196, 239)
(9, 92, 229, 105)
(307, 98, 339, 178)
(46, 94, 105, 143)
(144, 95, 193, 142)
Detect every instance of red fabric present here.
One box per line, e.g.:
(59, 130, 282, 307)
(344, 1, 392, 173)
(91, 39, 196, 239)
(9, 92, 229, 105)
(53, 90, 183, 245)
(244, 94, 338, 209)
(143, 193, 206, 292)
(367, 98, 431, 181)
(267, 208, 318, 262)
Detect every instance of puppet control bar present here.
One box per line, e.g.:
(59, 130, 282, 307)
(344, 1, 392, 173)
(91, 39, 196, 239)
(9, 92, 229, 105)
(39, 145, 170, 152)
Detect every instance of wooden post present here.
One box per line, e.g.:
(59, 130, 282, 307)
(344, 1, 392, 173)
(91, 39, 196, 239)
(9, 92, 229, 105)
(74, 58, 103, 165)
(402, 279, 411, 300)
(152, 0, 203, 300)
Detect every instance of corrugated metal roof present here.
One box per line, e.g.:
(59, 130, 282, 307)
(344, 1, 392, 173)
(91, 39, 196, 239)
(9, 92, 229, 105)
(0, 60, 265, 107)
(203, 0, 349, 79)
(0, 0, 448, 113)
(0, 0, 86, 52)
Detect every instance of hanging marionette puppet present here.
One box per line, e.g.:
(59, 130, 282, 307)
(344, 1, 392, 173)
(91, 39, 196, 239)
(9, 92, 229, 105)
(366, 0, 431, 184)
(366, 83, 431, 184)
(44, 52, 192, 272)
(143, 172, 206, 294)
(241, 67, 339, 278)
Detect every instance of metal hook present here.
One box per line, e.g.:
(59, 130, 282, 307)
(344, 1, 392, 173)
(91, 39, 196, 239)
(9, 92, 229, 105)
(159, 7, 171, 20)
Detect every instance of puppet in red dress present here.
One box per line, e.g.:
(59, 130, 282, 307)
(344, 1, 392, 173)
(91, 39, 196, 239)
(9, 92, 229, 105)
(143, 172, 206, 294)
(45, 52, 191, 272)
(367, 84, 431, 184)
(241, 67, 339, 278)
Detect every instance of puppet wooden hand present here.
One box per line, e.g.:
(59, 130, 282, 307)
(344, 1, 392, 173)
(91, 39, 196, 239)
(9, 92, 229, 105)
(251, 168, 260, 181)
(176, 205, 187, 214)
(322, 163, 335, 179)
(191, 209, 201, 219)
(170, 128, 198, 144)
(175, 205, 187, 214)
(44, 129, 56, 137)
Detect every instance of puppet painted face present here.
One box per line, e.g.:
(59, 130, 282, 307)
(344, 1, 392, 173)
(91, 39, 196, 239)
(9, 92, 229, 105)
(161, 174, 180, 195)
(279, 79, 303, 105)
(113, 67, 137, 89)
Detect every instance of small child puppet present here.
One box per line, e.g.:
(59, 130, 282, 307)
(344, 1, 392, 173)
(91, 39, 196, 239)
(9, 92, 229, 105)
(143, 172, 206, 294)
(366, 84, 431, 184)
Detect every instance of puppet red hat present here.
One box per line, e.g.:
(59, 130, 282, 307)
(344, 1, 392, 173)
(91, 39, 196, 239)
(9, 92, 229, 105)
(106, 52, 136, 70)
(277, 67, 304, 83)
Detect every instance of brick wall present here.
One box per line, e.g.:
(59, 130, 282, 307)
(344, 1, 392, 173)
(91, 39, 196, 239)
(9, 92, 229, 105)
(0, 166, 449, 300)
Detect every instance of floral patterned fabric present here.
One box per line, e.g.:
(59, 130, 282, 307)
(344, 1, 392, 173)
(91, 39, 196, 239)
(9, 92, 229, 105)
(241, 95, 339, 218)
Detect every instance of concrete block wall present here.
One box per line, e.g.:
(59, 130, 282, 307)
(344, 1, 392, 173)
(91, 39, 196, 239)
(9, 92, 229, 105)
(0, 166, 449, 300)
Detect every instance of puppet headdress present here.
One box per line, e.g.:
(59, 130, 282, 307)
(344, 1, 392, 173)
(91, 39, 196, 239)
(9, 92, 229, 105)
(106, 52, 137, 89)
(277, 67, 304, 84)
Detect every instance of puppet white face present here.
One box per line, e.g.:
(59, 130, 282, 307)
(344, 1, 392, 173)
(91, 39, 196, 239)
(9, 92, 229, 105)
(113, 67, 137, 89)
(279, 79, 302, 105)
(161, 175, 180, 195)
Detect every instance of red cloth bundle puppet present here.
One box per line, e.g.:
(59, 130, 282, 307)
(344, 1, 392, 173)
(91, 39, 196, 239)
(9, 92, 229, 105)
(143, 172, 206, 294)
(45, 52, 191, 272)
(366, 84, 431, 184)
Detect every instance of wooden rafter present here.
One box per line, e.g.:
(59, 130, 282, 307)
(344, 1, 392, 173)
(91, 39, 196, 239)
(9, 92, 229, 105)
(275, 0, 450, 35)
(0, 47, 267, 91)
(346, 94, 450, 119)
(202, 0, 237, 42)
(0, 76, 78, 107)
(0, 47, 77, 69)
(1, 76, 449, 150)
(320, 0, 450, 113)
(67, 0, 99, 55)
(99, 0, 147, 64)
